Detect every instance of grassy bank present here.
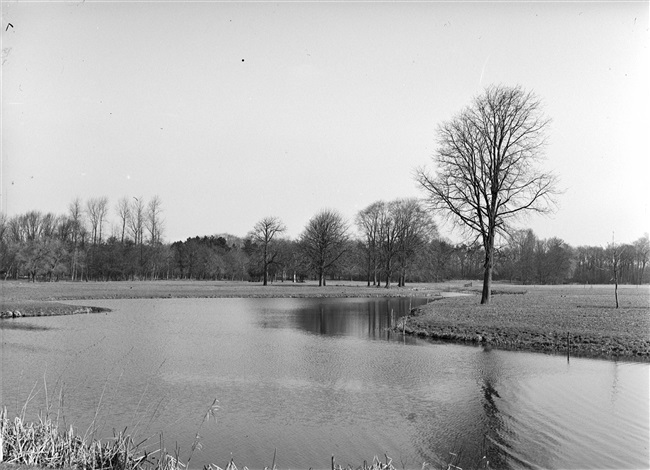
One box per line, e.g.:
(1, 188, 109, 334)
(402, 284, 650, 361)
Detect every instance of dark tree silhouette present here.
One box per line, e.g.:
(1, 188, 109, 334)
(416, 85, 559, 304)
(300, 209, 348, 286)
(249, 216, 286, 286)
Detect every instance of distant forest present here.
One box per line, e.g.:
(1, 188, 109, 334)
(1, 196, 648, 286)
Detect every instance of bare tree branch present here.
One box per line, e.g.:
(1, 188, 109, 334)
(416, 85, 559, 304)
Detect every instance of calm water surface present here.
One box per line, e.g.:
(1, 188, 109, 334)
(1, 297, 648, 469)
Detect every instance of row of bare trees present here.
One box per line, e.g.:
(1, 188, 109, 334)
(1, 201, 647, 286)
(2, 84, 647, 292)
(245, 210, 350, 286)
(242, 212, 649, 287)
(242, 202, 438, 287)
(572, 236, 650, 286)
(0, 195, 166, 281)
(356, 199, 438, 288)
(494, 230, 650, 286)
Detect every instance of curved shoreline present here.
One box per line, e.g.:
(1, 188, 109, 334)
(399, 289, 650, 362)
(0, 280, 439, 319)
(0, 291, 430, 319)
(400, 320, 650, 361)
(2, 280, 648, 362)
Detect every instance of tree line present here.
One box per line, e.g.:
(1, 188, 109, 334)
(0, 196, 167, 282)
(2, 86, 648, 292)
(1, 197, 647, 286)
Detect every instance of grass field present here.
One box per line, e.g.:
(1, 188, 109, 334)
(0, 279, 441, 303)
(1, 279, 648, 361)
(406, 283, 650, 361)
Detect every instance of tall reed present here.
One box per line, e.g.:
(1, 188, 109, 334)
(0, 410, 410, 470)
(1, 389, 463, 470)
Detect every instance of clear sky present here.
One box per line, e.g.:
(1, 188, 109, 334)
(1, 1, 648, 247)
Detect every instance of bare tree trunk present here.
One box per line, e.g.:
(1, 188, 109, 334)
(481, 264, 492, 304)
(614, 254, 620, 308)
(366, 251, 371, 287)
(72, 248, 77, 281)
(385, 258, 391, 288)
(481, 236, 494, 304)
(640, 262, 647, 286)
(374, 257, 379, 287)
(263, 245, 269, 286)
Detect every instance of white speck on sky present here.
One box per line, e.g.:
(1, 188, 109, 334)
(1, 1, 648, 246)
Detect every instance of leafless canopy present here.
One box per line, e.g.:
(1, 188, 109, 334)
(146, 195, 164, 245)
(85, 196, 109, 245)
(249, 216, 287, 286)
(418, 85, 557, 239)
(416, 85, 559, 303)
(128, 197, 146, 246)
(300, 209, 349, 287)
(251, 216, 287, 247)
(116, 197, 131, 244)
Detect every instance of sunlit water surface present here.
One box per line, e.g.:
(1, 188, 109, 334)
(1, 297, 648, 469)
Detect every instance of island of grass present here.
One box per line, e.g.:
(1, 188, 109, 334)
(1, 279, 648, 361)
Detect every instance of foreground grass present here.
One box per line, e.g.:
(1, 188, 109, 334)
(403, 284, 650, 361)
(0, 407, 412, 470)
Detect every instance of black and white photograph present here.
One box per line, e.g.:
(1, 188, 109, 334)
(1, 1, 648, 469)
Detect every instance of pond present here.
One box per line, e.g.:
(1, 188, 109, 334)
(1, 297, 648, 469)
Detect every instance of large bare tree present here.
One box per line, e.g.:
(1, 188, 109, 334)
(249, 216, 286, 286)
(300, 209, 349, 287)
(416, 85, 558, 304)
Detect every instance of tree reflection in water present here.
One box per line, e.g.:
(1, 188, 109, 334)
(291, 297, 427, 340)
(478, 349, 511, 470)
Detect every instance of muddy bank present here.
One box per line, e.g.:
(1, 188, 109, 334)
(399, 286, 650, 361)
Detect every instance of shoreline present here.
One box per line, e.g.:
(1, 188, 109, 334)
(0, 279, 439, 320)
(0, 301, 110, 318)
(399, 288, 650, 362)
(2, 280, 649, 362)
